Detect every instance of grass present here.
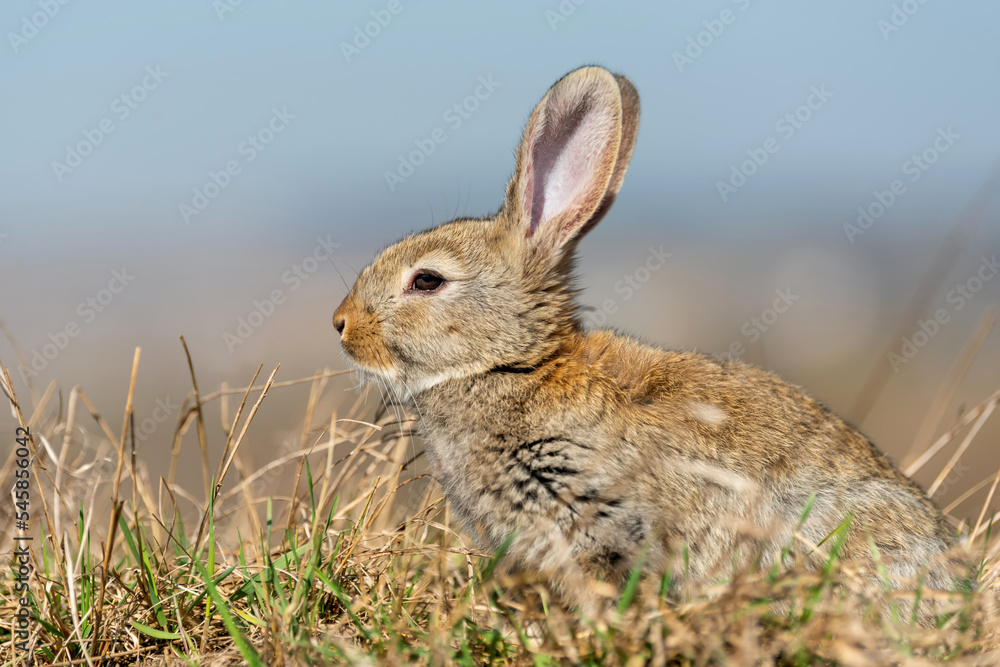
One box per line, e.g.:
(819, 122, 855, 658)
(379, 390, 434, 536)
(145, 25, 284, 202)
(1, 339, 999, 666)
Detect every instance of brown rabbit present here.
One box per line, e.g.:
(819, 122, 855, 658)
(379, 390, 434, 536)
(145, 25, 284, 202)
(332, 66, 969, 617)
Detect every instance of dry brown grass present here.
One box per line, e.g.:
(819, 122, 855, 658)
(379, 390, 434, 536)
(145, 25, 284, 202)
(1, 339, 998, 666)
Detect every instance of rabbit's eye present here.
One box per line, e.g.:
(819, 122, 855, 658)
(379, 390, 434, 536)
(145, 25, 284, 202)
(410, 272, 445, 292)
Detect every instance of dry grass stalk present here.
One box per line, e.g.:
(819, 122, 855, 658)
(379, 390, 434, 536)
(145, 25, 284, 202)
(0, 342, 997, 665)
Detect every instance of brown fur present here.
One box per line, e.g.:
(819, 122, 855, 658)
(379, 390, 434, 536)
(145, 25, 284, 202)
(332, 67, 969, 618)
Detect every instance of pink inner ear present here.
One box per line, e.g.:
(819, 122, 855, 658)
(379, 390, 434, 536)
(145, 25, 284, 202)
(528, 96, 612, 238)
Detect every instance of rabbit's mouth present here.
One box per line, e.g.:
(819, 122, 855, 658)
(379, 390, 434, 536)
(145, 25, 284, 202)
(339, 343, 395, 383)
(341, 346, 466, 399)
(338, 343, 413, 396)
(340, 353, 403, 396)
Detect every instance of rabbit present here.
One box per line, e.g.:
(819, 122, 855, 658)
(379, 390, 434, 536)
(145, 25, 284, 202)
(332, 66, 971, 619)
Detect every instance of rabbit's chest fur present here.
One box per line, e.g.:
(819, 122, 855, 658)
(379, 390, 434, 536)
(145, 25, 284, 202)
(417, 393, 648, 567)
(412, 330, 960, 591)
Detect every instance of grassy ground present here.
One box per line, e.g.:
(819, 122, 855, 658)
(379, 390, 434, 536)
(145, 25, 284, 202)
(1, 343, 998, 666)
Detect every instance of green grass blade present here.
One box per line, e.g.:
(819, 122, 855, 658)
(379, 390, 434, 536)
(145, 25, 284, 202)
(617, 545, 649, 614)
(131, 620, 182, 640)
(195, 560, 265, 667)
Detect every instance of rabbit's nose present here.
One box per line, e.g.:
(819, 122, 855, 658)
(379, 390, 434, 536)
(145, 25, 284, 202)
(333, 313, 346, 336)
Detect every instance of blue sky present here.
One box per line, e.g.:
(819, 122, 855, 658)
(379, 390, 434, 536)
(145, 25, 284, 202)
(1, 0, 998, 259)
(2, 3, 999, 489)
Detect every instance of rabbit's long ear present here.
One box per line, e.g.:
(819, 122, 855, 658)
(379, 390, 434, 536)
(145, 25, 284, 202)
(504, 67, 640, 259)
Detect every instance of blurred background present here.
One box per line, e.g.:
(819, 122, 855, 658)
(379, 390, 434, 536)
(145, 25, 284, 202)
(1, 1, 998, 520)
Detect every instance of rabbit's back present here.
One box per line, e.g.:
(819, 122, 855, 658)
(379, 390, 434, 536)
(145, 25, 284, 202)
(571, 330, 959, 574)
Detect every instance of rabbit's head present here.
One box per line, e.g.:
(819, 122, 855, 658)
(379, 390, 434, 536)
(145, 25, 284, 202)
(333, 66, 640, 394)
